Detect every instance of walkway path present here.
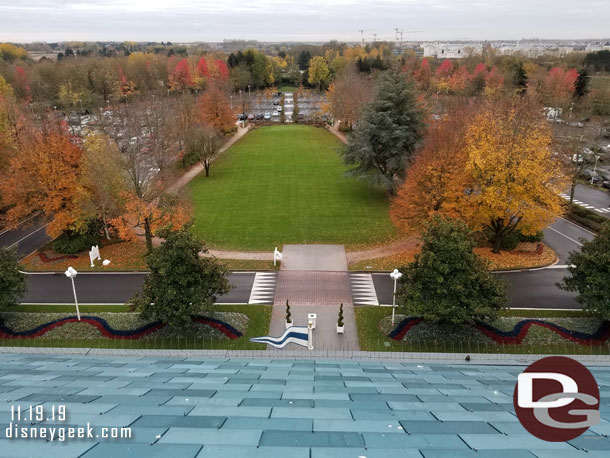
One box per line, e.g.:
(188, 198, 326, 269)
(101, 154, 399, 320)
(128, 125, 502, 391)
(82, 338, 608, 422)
(202, 237, 419, 264)
(327, 122, 348, 144)
(169, 123, 251, 193)
(268, 244, 359, 351)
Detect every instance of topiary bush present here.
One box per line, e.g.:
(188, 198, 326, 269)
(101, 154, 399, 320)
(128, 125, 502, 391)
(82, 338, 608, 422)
(285, 300, 292, 324)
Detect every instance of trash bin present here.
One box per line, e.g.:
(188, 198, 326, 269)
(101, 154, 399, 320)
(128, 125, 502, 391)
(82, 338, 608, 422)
(308, 313, 317, 329)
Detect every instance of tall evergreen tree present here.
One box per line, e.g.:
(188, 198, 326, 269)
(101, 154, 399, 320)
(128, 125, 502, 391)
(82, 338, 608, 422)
(512, 62, 528, 94)
(574, 69, 590, 100)
(342, 68, 424, 193)
(397, 217, 507, 324)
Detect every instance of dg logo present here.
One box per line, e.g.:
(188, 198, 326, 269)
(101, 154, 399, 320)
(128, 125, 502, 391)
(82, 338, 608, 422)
(514, 356, 600, 442)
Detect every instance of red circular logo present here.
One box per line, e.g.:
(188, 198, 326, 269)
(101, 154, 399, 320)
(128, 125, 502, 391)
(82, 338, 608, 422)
(513, 356, 600, 442)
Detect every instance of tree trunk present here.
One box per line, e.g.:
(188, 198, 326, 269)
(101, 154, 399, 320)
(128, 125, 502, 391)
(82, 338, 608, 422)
(102, 214, 111, 241)
(144, 217, 153, 254)
(204, 162, 210, 177)
(492, 236, 503, 254)
(569, 180, 576, 205)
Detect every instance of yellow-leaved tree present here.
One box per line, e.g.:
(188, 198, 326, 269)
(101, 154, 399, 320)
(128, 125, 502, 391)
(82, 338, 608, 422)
(465, 97, 567, 252)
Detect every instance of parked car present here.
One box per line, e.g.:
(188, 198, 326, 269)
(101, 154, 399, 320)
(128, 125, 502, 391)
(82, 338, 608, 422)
(247, 113, 255, 121)
(256, 113, 264, 120)
(277, 106, 282, 112)
(568, 122, 584, 128)
(264, 112, 271, 120)
(602, 181, 610, 190)
(272, 99, 280, 105)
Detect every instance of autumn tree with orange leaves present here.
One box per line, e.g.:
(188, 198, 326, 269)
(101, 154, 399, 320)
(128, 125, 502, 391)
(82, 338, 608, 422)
(111, 192, 191, 254)
(197, 84, 235, 133)
(542, 67, 579, 107)
(390, 110, 474, 235)
(0, 126, 89, 237)
(391, 97, 566, 253)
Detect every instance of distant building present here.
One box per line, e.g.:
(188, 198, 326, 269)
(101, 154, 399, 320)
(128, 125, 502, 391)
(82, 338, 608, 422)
(422, 43, 481, 59)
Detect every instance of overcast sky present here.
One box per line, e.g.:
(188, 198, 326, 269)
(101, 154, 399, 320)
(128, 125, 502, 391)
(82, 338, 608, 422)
(0, 0, 608, 43)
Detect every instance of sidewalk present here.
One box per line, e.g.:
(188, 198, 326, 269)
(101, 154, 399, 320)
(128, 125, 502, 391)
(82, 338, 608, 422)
(169, 123, 251, 193)
(268, 244, 359, 351)
(327, 122, 348, 144)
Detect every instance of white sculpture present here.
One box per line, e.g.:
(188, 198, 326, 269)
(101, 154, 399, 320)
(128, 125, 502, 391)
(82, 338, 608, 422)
(89, 245, 101, 267)
(274, 247, 283, 266)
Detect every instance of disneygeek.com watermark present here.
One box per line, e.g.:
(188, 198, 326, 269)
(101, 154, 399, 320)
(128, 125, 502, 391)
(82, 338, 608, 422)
(3, 405, 131, 442)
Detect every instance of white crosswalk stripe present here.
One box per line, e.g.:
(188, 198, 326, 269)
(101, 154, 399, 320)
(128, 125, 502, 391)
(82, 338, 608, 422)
(559, 193, 609, 215)
(248, 272, 277, 304)
(349, 273, 379, 306)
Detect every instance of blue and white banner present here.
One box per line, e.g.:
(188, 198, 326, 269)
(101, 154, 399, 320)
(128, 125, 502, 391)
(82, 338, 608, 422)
(250, 326, 311, 349)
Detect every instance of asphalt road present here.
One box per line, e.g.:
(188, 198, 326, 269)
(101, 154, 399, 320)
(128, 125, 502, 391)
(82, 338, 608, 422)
(19, 217, 596, 310)
(572, 184, 610, 217)
(0, 213, 52, 259)
(372, 217, 595, 310)
(21, 272, 255, 304)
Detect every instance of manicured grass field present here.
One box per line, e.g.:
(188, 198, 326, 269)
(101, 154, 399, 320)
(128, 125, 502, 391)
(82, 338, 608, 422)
(188, 125, 396, 250)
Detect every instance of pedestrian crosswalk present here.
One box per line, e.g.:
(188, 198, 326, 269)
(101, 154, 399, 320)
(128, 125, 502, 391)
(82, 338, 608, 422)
(248, 272, 277, 304)
(559, 193, 610, 214)
(349, 273, 379, 306)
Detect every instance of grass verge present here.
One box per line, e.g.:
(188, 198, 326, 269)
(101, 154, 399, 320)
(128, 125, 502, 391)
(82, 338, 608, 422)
(20, 240, 148, 272)
(349, 243, 557, 271)
(0, 305, 271, 350)
(354, 306, 609, 354)
(565, 203, 606, 233)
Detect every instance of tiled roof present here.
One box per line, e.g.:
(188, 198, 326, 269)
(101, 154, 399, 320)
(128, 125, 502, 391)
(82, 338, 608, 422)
(0, 354, 608, 457)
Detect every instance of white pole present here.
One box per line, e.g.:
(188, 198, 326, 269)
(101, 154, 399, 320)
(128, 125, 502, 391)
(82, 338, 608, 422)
(71, 277, 80, 321)
(307, 320, 313, 350)
(392, 277, 397, 326)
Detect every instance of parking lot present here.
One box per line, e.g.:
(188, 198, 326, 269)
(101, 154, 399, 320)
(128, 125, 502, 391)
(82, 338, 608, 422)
(240, 90, 329, 124)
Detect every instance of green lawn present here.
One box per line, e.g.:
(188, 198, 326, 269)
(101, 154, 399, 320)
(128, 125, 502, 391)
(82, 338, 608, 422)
(277, 85, 298, 92)
(188, 125, 396, 250)
(354, 307, 609, 354)
(0, 305, 271, 350)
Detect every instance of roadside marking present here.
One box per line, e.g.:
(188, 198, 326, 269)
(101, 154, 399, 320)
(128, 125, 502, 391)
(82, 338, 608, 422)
(350, 273, 379, 306)
(557, 217, 596, 236)
(248, 272, 277, 304)
(7, 223, 49, 250)
(0, 212, 42, 236)
(559, 195, 610, 215)
(547, 226, 583, 247)
(508, 307, 583, 311)
(20, 270, 149, 275)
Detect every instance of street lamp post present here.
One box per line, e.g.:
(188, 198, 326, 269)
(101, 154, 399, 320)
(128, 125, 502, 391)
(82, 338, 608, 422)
(64, 267, 81, 321)
(390, 268, 403, 326)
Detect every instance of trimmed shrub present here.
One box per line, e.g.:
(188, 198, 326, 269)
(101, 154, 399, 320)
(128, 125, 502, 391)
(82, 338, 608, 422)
(53, 220, 101, 254)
